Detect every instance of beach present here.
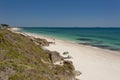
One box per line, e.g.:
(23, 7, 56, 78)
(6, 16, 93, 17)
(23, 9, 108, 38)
(11, 28, 120, 80)
(1, 0, 120, 79)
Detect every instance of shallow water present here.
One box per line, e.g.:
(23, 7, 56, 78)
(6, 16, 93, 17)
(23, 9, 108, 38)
(20, 27, 120, 51)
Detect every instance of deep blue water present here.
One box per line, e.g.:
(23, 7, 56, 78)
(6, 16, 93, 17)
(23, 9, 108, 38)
(20, 27, 120, 51)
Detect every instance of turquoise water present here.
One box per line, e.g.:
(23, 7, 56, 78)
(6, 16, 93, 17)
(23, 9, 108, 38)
(20, 27, 120, 51)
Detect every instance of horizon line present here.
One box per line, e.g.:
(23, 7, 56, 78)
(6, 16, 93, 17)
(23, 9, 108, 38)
(17, 26, 120, 28)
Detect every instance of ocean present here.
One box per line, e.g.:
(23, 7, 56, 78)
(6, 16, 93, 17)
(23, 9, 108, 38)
(20, 27, 120, 51)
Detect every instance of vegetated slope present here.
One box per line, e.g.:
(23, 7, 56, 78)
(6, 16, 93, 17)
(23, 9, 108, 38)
(0, 29, 75, 80)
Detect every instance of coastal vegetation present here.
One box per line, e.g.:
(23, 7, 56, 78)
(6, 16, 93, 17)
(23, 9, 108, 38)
(0, 25, 77, 80)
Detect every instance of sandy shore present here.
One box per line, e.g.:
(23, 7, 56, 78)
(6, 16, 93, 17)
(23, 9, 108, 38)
(11, 28, 120, 80)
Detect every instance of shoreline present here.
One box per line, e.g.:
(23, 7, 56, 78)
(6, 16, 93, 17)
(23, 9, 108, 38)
(10, 27, 120, 52)
(15, 28, 120, 55)
(10, 28, 120, 80)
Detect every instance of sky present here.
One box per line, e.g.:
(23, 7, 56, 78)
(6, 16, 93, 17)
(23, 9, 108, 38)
(0, 0, 120, 27)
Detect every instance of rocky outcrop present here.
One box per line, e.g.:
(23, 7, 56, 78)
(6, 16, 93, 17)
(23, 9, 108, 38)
(30, 37, 50, 46)
(35, 38, 49, 46)
(52, 60, 76, 80)
(48, 51, 63, 63)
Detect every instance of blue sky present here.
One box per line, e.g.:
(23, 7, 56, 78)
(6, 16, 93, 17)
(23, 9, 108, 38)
(0, 0, 120, 27)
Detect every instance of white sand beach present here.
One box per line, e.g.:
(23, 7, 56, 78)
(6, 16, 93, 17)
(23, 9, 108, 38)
(11, 28, 120, 80)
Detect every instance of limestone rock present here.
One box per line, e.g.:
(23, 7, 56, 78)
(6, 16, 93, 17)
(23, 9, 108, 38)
(49, 51, 63, 63)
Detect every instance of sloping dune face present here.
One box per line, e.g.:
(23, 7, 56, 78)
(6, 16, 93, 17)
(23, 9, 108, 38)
(0, 29, 76, 80)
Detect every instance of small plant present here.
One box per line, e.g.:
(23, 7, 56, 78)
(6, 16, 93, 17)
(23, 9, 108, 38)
(63, 51, 69, 55)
